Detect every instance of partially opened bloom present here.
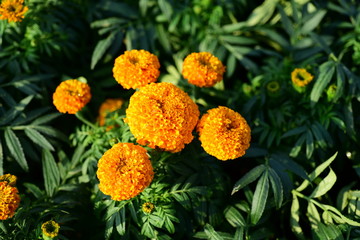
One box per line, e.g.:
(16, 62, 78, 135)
(53, 79, 91, 114)
(197, 106, 251, 160)
(113, 49, 160, 89)
(0, 0, 28, 23)
(291, 68, 314, 87)
(182, 52, 226, 87)
(97, 143, 154, 201)
(41, 220, 60, 238)
(0, 181, 20, 220)
(0, 173, 17, 187)
(124, 82, 200, 153)
(98, 98, 124, 126)
(142, 202, 155, 214)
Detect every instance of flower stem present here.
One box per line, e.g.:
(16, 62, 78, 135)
(75, 112, 96, 128)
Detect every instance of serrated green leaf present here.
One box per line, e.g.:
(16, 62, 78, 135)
(141, 221, 156, 238)
(204, 224, 224, 240)
(25, 128, 54, 151)
(246, 0, 278, 26)
(4, 128, 28, 171)
(42, 149, 60, 197)
(322, 204, 360, 227)
(23, 182, 43, 199)
(268, 168, 283, 209)
(115, 208, 126, 236)
(251, 171, 269, 224)
(277, 4, 294, 36)
(0, 139, 3, 175)
(311, 123, 327, 149)
(290, 193, 305, 239)
(310, 61, 335, 103)
(297, 152, 338, 192)
(306, 130, 314, 159)
(224, 206, 246, 227)
(0, 95, 34, 126)
(281, 126, 307, 138)
(334, 64, 345, 102)
(91, 32, 117, 69)
(232, 164, 266, 195)
(307, 201, 321, 230)
(310, 168, 337, 198)
(315, 223, 344, 240)
(105, 214, 115, 240)
(234, 227, 244, 240)
(301, 10, 326, 33)
(31, 112, 62, 125)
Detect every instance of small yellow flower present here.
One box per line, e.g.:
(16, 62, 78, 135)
(266, 81, 280, 93)
(142, 202, 155, 214)
(113, 49, 160, 89)
(291, 68, 314, 87)
(182, 52, 226, 87)
(0, 181, 20, 220)
(97, 143, 154, 201)
(0, 0, 28, 23)
(124, 82, 200, 153)
(53, 79, 91, 114)
(41, 220, 60, 238)
(197, 106, 251, 160)
(97, 98, 124, 127)
(0, 173, 17, 187)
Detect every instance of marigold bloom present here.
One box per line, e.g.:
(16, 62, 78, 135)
(41, 220, 60, 238)
(113, 49, 160, 89)
(0, 173, 17, 187)
(98, 98, 124, 126)
(291, 68, 314, 87)
(142, 202, 155, 214)
(266, 81, 280, 93)
(0, 182, 20, 220)
(182, 52, 226, 87)
(53, 79, 91, 114)
(97, 143, 154, 201)
(0, 0, 28, 23)
(197, 106, 251, 161)
(124, 82, 200, 153)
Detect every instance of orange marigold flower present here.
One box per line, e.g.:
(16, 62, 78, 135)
(41, 220, 60, 238)
(182, 52, 226, 87)
(197, 106, 251, 161)
(291, 68, 314, 87)
(113, 49, 160, 89)
(124, 82, 200, 153)
(97, 143, 154, 201)
(0, 173, 17, 187)
(0, 181, 20, 220)
(98, 98, 124, 126)
(0, 0, 28, 23)
(53, 79, 91, 114)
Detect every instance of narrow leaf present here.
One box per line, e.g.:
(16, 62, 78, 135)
(251, 171, 269, 224)
(42, 149, 60, 197)
(224, 206, 246, 227)
(307, 201, 321, 230)
(301, 10, 326, 33)
(115, 208, 126, 235)
(310, 61, 335, 103)
(23, 182, 43, 199)
(31, 112, 61, 125)
(310, 168, 337, 198)
(268, 168, 283, 209)
(290, 193, 305, 239)
(0, 139, 3, 175)
(91, 32, 117, 69)
(204, 224, 224, 240)
(232, 164, 266, 194)
(4, 128, 28, 171)
(25, 128, 54, 151)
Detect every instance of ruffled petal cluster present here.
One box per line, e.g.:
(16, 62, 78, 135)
(113, 49, 160, 89)
(182, 52, 226, 87)
(0, 174, 20, 220)
(142, 202, 155, 214)
(197, 106, 251, 160)
(291, 68, 314, 87)
(0, 0, 28, 23)
(42, 220, 60, 238)
(53, 79, 91, 114)
(124, 82, 200, 153)
(97, 143, 154, 201)
(98, 98, 124, 126)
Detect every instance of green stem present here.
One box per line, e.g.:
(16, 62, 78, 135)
(75, 112, 96, 128)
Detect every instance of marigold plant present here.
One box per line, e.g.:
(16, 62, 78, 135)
(0, 0, 28, 23)
(41, 220, 60, 238)
(97, 143, 154, 201)
(291, 68, 314, 87)
(97, 98, 124, 126)
(53, 79, 91, 114)
(0, 181, 20, 220)
(182, 52, 226, 87)
(124, 82, 200, 152)
(197, 106, 251, 160)
(112, 49, 160, 89)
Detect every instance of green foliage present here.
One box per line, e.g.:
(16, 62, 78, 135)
(1, 0, 360, 239)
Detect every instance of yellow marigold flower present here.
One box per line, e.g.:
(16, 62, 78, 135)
(97, 143, 154, 201)
(0, 181, 20, 220)
(113, 49, 160, 89)
(266, 80, 280, 93)
(182, 52, 226, 87)
(98, 98, 124, 126)
(124, 82, 200, 153)
(291, 68, 314, 87)
(0, 173, 17, 187)
(53, 79, 91, 114)
(142, 202, 155, 214)
(41, 220, 60, 238)
(0, 0, 28, 23)
(197, 106, 251, 161)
